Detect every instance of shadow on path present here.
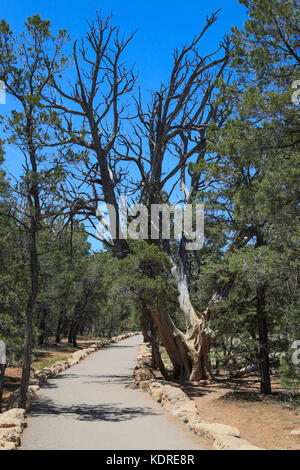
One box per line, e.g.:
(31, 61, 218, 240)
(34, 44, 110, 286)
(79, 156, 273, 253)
(29, 396, 159, 423)
(41, 373, 134, 389)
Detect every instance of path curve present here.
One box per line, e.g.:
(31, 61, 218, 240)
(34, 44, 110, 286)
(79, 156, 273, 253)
(22, 335, 202, 450)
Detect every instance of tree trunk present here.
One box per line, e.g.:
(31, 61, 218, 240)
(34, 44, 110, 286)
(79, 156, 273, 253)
(140, 305, 168, 378)
(108, 313, 114, 339)
(80, 321, 85, 336)
(151, 312, 212, 382)
(151, 339, 168, 377)
(256, 232, 271, 395)
(20, 310, 33, 408)
(55, 312, 64, 343)
(68, 320, 74, 344)
(38, 307, 48, 345)
(72, 327, 78, 348)
(140, 310, 151, 343)
(139, 255, 214, 382)
(20, 225, 39, 409)
(142, 255, 225, 382)
(170, 250, 212, 381)
(68, 321, 78, 347)
(257, 283, 271, 394)
(150, 309, 192, 380)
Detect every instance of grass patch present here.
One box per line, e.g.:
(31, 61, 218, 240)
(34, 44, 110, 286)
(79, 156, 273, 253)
(32, 356, 68, 370)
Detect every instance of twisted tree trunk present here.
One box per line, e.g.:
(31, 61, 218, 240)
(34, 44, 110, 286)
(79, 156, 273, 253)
(168, 241, 214, 381)
(149, 309, 192, 380)
(162, 229, 255, 382)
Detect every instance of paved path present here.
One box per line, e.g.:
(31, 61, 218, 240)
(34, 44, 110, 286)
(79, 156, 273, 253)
(22, 335, 202, 450)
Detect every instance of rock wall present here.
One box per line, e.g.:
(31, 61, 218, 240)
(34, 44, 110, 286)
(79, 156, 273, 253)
(0, 408, 26, 450)
(134, 342, 263, 451)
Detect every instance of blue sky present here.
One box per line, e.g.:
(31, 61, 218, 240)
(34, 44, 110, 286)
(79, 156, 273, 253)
(0, 0, 248, 250)
(1, 0, 247, 92)
(1, 0, 248, 170)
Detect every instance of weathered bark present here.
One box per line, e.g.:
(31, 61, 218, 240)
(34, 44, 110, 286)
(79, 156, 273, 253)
(187, 323, 214, 381)
(166, 228, 256, 382)
(171, 264, 200, 334)
(170, 243, 213, 381)
(149, 309, 193, 381)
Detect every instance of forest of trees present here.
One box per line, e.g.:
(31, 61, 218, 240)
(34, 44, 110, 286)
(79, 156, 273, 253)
(0, 0, 299, 409)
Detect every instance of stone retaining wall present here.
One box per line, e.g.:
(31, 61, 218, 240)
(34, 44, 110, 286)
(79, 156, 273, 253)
(134, 342, 263, 451)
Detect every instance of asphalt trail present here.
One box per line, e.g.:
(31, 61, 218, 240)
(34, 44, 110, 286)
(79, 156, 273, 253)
(22, 335, 202, 450)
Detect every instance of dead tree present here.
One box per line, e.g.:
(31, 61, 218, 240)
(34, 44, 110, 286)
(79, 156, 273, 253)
(46, 12, 255, 381)
(118, 11, 237, 380)
(45, 13, 135, 258)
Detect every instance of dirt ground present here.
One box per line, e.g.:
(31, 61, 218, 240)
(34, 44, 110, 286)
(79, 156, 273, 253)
(1, 337, 100, 412)
(183, 373, 300, 450)
(159, 346, 300, 450)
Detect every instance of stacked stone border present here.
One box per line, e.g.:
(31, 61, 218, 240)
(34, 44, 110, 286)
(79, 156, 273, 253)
(134, 342, 264, 451)
(0, 332, 139, 451)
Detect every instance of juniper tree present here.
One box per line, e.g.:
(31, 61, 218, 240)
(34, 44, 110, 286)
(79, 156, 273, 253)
(193, 0, 300, 393)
